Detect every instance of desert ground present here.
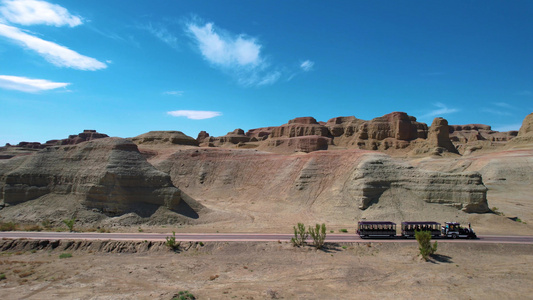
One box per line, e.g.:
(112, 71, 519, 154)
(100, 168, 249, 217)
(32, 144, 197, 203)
(1, 240, 532, 300)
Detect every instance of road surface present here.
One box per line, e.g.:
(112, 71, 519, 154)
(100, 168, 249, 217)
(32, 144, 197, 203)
(1, 232, 532, 244)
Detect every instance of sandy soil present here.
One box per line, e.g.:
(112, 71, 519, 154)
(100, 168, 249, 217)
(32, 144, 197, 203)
(0, 241, 532, 300)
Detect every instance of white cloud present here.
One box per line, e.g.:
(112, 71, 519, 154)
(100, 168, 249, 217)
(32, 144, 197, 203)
(0, 23, 106, 70)
(0, 0, 82, 27)
(163, 91, 184, 96)
(187, 22, 261, 67)
(144, 23, 179, 49)
(167, 110, 222, 120)
(300, 60, 314, 72)
(186, 20, 280, 86)
(0, 74, 69, 92)
(421, 102, 459, 119)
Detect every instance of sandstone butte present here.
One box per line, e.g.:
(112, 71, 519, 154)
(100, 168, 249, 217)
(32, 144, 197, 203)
(0, 112, 532, 228)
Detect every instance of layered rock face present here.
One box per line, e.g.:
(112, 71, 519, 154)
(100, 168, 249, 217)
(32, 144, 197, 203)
(156, 148, 489, 214)
(131, 131, 199, 146)
(0, 138, 201, 217)
(350, 155, 487, 212)
(325, 112, 428, 150)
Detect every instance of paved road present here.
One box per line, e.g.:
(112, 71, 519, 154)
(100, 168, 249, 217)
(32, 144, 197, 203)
(1, 232, 533, 244)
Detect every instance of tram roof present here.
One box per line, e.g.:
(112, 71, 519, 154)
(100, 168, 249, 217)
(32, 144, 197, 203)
(358, 221, 396, 225)
(401, 221, 441, 225)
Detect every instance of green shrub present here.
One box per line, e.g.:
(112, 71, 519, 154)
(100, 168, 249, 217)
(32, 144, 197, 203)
(339, 229, 348, 233)
(173, 290, 196, 300)
(41, 219, 52, 230)
(415, 230, 438, 261)
(59, 253, 72, 259)
(491, 207, 504, 216)
(0, 222, 17, 231)
(62, 219, 75, 232)
(290, 223, 308, 247)
(308, 223, 327, 249)
(166, 231, 180, 251)
(0, 273, 6, 280)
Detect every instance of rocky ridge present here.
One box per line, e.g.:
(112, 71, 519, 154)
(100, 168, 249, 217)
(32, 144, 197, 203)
(198, 111, 522, 155)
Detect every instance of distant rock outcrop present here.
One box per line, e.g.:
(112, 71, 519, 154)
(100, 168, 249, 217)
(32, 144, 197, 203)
(0, 138, 202, 217)
(507, 112, 533, 147)
(131, 131, 199, 146)
(427, 117, 459, 153)
(270, 117, 330, 138)
(8, 130, 109, 150)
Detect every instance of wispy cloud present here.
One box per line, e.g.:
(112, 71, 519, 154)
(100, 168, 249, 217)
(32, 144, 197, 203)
(163, 91, 184, 96)
(0, 23, 106, 70)
(493, 124, 522, 132)
(143, 23, 179, 50)
(0, 0, 82, 27)
(300, 60, 314, 72)
(167, 110, 221, 120)
(517, 90, 532, 96)
(0, 74, 69, 92)
(481, 108, 512, 116)
(493, 102, 513, 109)
(185, 20, 280, 86)
(421, 102, 459, 119)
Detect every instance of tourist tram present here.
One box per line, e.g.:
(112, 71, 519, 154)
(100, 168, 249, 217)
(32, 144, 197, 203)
(401, 221, 441, 238)
(356, 220, 476, 239)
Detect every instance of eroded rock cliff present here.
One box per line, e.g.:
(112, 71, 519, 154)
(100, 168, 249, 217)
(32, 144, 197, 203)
(0, 138, 202, 218)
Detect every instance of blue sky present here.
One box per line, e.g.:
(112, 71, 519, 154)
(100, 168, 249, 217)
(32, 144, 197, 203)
(1, 0, 532, 145)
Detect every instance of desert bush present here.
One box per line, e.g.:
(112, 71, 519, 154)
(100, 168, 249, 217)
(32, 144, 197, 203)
(24, 224, 43, 232)
(0, 273, 6, 280)
(415, 230, 438, 261)
(491, 206, 504, 216)
(173, 290, 196, 300)
(166, 231, 180, 251)
(0, 222, 17, 231)
(59, 253, 72, 259)
(308, 223, 327, 249)
(339, 228, 348, 233)
(290, 223, 308, 247)
(41, 219, 53, 230)
(62, 219, 76, 232)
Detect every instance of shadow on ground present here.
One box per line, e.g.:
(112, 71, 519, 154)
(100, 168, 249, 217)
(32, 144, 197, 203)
(430, 254, 453, 264)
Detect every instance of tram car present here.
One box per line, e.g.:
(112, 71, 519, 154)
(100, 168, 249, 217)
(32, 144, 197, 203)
(401, 221, 441, 238)
(356, 221, 396, 238)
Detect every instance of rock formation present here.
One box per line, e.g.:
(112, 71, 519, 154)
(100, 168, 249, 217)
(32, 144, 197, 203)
(131, 131, 199, 146)
(5, 130, 109, 150)
(350, 154, 486, 212)
(0, 138, 202, 217)
(155, 148, 489, 215)
(506, 112, 533, 148)
(426, 117, 459, 153)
